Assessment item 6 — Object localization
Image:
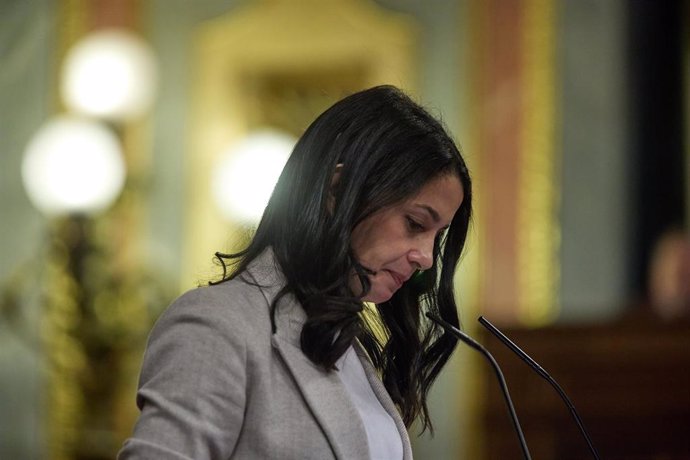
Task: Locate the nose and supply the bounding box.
[409,236,434,271]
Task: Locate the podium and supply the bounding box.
[479,310,690,459]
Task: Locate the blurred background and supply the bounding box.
[1,0,689,459]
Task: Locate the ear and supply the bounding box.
[327,163,343,213]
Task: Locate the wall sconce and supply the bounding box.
[61,29,157,121]
[212,129,296,224]
[22,115,126,216]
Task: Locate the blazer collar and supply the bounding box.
[245,248,413,460]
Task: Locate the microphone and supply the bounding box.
[478,316,601,460]
[425,312,532,460]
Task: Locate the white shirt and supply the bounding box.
[337,346,404,460]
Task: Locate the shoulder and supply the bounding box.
[136,275,279,390]
[153,277,273,341]
[128,279,271,459]
[147,248,292,350]
[173,277,270,316]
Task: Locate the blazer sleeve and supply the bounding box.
[118,287,248,460]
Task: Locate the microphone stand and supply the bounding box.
[426,313,532,460]
[478,316,601,460]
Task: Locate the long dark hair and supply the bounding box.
[214,85,472,433]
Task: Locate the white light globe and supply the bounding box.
[22,115,126,216]
[213,130,296,224]
[61,29,157,120]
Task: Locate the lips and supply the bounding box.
[387,270,406,289]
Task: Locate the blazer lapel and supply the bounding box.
[246,251,370,460]
[271,334,371,460]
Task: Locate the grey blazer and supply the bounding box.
[118,250,413,459]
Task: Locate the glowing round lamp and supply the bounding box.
[213,130,296,224]
[61,29,157,120]
[22,116,126,216]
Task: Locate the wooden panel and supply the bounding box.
[478,312,690,459]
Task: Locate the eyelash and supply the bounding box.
[406,216,425,232]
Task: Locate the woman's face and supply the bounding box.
[350,174,464,303]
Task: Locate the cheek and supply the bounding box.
[353,229,405,269]
[351,234,379,267]
[351,218,381,262]
[350,209,410,268]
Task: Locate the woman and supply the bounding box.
[119,85,472,459]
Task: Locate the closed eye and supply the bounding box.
[406,216,425,232]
